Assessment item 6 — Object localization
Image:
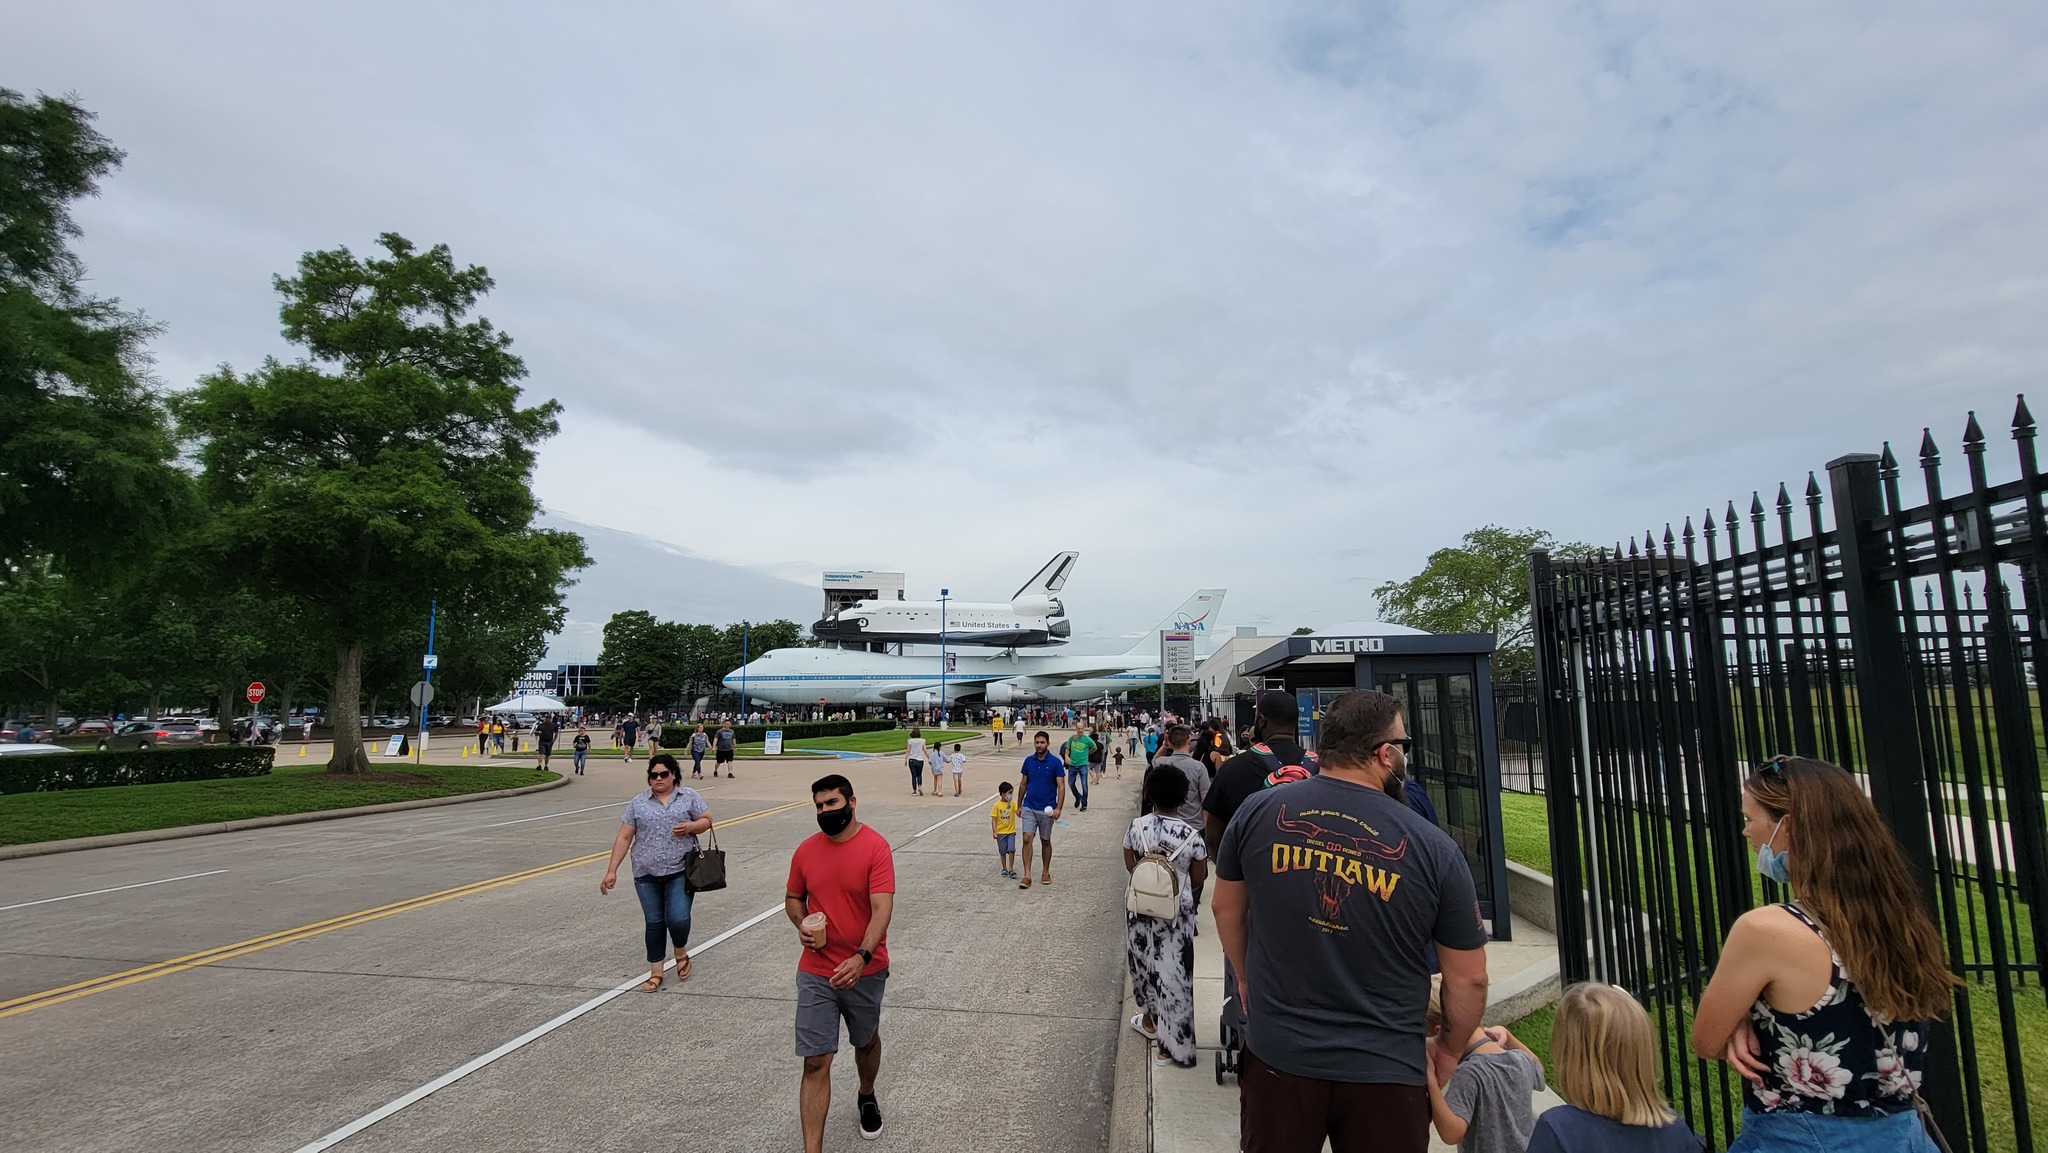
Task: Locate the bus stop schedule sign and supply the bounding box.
[763,730,784,756]
[1161,632,1197,684]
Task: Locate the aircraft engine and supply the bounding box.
[985,681,1046,705]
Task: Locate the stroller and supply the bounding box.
[1216,956,1246,1083]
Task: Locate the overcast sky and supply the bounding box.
[11,2,2048,645]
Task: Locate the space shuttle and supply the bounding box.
[811,551,1078,648]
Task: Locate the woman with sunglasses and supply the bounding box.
[1691,757,1954,1152]
[600,753,714,991]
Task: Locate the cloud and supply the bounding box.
[8,0,2047,640]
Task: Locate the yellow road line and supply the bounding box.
[0,798,809,1020]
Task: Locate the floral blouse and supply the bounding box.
[1745,903,1928,1117]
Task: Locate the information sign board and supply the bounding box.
[1161,632,1198,684]
[763,730,784,756]
[382,734,406,757]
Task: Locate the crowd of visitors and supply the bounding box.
[572,685,1955,1153]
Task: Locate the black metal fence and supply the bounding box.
[1529,400,2046,1153]
[1495,673,1543,793]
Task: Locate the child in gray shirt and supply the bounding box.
[1426,979,1546,1153]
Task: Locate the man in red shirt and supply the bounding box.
[787,773,896,1149]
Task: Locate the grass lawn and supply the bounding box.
[1500,790,1552,874]
[740,728,981,756]
[0,762,556,846]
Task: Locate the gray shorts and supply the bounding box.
[1020,808,1055,840]
[795,967,889,1057]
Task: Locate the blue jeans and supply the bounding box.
[1070,767,1090,807]
[572,748,587,773]
[1728,1109,1938,1153]
[633,871,694,963]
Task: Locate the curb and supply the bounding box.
[0,774,571,861]
[1107,972,1151,1153]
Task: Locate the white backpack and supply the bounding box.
[1126,821,1196,920]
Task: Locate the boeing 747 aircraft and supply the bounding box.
[726,589,1224,707]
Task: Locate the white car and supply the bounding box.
[0,743,69,756]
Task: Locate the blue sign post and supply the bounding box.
[939,589,949,726]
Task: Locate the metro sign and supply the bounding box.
[1308,637,1387,654]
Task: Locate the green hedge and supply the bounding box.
[659,719,897,746]
[0,746,276,795]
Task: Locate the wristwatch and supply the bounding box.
[856,948,873,965]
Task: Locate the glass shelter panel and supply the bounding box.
[1377,671,1496,918]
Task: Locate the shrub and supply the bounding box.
[658,719,897,747]
[0,746,276,795]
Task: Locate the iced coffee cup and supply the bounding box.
[801,912,828,949]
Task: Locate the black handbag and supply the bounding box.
[683,824,726,893]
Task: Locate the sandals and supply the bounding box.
[640,974,664,992]
[1130,1013,1159,1041]
[674,955,692,981]
[1018,878,1032,889]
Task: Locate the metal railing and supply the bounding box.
[1528,399,2046,1153]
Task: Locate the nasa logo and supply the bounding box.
[1307,637,1387,654]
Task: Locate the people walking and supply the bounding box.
[1015,732,1066,888]
[1149,725,1210,904]
[905,728,927,795]
[571,725,591,775]
[991,781,1019,878]
[787,774,895,1152]
[1088,725,1108,788]
[476,717,489,758]
[714,720,736,777]
[1212,690,1490,1153]
[1528,983,1702,1152]
[1689,756,1952,1153]
[491,717,506,754]
[689,723,709,778]
[620,714,640,764]
[991,713,1005,748]
[1425,979,1544,1152]
[946,743,966,797]
[1142,726,1160,767]
[535,714,557,772]
[1203,691,1318,860]
[1124,766,1207,1068]
[599,754,713,992]
[1063,727,1095,812]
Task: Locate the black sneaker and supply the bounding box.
[857,1093,882,1140]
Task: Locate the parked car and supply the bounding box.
[68,718,116,736]
[98,721,206,751]
[2,720,48,742]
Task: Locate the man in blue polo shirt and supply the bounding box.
[1014,731,1065,889]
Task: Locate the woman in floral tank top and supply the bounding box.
[1691,758,1957,1152]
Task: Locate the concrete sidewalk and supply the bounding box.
[1150,894,1565,1153]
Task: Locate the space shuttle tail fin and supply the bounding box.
[1010,551,1080,601]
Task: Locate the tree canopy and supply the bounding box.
[1371,526,1591,676]
[174,233,586,770]
[597,613,807,713]
[0,88,186,574]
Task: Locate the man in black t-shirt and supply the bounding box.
[1203,691,1314,861]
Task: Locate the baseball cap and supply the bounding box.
[1255,690,1298,725]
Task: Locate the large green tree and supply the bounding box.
[174,234,587,771]
[0,556,119,724]
[0,89,185,574]
[1372,526,1592,677]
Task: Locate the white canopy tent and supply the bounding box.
[484,693,571,713]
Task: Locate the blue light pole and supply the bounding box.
[740,622,749,719]
[939,589,949,727]
[416,596,437,764]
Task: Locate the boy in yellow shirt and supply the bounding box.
[990,782,1019,878]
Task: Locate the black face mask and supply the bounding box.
[816,806,854,836]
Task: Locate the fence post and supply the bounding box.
[1528,548,1590,983]
[1824,453,1965,1139]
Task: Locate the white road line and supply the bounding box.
[0,869,228,913]
[474,803,618,829]
[290,902,786,1152]
[911,794,1000,839]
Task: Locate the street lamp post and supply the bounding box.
[939,589,949,727]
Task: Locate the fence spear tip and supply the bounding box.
[1879,442,1899,474]
[1919,428,1940,462]
[1805,472,1822,499]
[1776,482,1792,510]
[2014,394,2035,433]
[1750,491,1766,516]
[1963,411,1985,449]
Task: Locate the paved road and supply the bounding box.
[1,744,1139,1152]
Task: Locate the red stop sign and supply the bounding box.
[246,682,266,704]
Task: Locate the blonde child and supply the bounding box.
[1426,975,1546,1153]
[1526,984,1703,1153]
[990,782,1019,878]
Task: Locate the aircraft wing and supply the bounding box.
[1025,664,1132,683]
